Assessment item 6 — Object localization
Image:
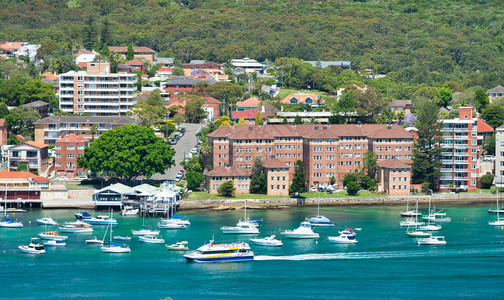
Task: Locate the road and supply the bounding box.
[150,123,202,181]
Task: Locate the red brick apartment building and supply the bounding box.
[208,124,414,189]
[54,133,89,177]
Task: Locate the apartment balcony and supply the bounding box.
[60,86,74,90]
[454,128,469,132]
[440,143,453,148]
[84,101,120,105]
[454,169,468,173]
[454,136,467,140]
[84,79,119,83]
[84,108,123,113]
[440,168,453,172]
[453,152,468,157]
[83,87,120,91]
[84,94,120,98]
[454,144,468,149]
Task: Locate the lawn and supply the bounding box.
[276,88,329,100]
[184,190,381,201]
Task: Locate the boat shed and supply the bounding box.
[123,184,160,203]
[93,183,131,209]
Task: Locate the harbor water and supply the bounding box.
[1,204,504,299]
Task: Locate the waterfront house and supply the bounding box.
[108,46,156,64]
[8,141,49,174]
[54,133,89,177]
[93,183,131,209]
[0,171,49,201]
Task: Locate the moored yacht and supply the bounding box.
[0,216,23,228]
[183,241,254,263]
[74,211,93,220]
[166,241,189,251]
[59,221,93,233]
[38,231,69,240]
[250,235,283,247]
[132,226,160,236]
[418,236,447,245]
[221,220,259,234]
[43,239,66,246]
[282,221,319,239]
[139,235,165,244]
[18,240,45,254]
[400,218,424,227]
[306,215,334,227]
[418,223,442,231]
[328,228,358,244]
[84,215,118,225]
[157,219,187,229]
[36,217,57,226]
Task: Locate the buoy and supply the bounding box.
[501,227,503,230]
[29,221,31,224]
[315,241,318,245]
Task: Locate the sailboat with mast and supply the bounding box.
[307,193,334,227]
[100,210,131,253]
[406,200,432,238]
[489,190,504,226]
[0,194,23,228]
[400,192,421,217]
[221,200,260,234]
[132,210,160,235]
[419,196,442,231]
[157,198,186,229]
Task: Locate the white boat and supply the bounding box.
[250,235,283,247]
[168,215,191,226]
[307,195,334,227]
[132,227,160,236]
[418,236,447,245]
[74,211,93,220]
[489,191,504,226]
[221,200,260,234]
[418,224,442,231]
[84,215,118,225]
[166,241,189,251]
[101,210,131,253]
[422,211,452,223]
[0,204,23,228]
[120,206,139,216]
[36,217,57,226]
[139,235,165,244]
[38,231,69,240]
[328,234,358,244]
[400,218,425,227]
[44,239,66,246]
[282,221,319,239]
[85,237,104,244]
[183,240,254,263]
[113,236,131,241]
[18,240,45,254]
[157,219,187,230]
[400,193,421,217]
[59,221,93,233]
[406,201,432,238]
[338,228,356,236]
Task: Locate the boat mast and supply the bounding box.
[497,190,500,222]
[244,199,247,221]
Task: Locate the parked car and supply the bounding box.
[170,139,178,145]
[309,187,317,192]
[180,127,186,133]
[175,171,183,182]
[76,176,88,181]
[484,155,495,161]
[191,147,198,154]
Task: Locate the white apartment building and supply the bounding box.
[495,125,504,187]
[59,62,137,116]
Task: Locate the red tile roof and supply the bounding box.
[56,133,89,143]
[108,46,156,54]
[25,141,48,148]
[231,109,269,120]
[236,97,260,107]
[76,62,87,68]
[125,59,145,65]
[0,171,50,182]
[280,93,324,104]
[378,159,411,169]
[202,97,221,104]
[477,118,493,132]
[157,67,172,72]
[41,72,59,81]
[263,158,287,169]
[204,166,252,177]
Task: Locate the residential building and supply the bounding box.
[0,119,7,146]
[230,58,266,73]
[58,62,137,116]
[280,93,324,107]
[181,62,222,77]
[156,67,173,78]
[389,100,412,114]
[0,171,50,200]
[487,85,504,103]
[34,116,139,145]
[496,125,504,187]
[54,133,89,177]
[22,101,50,118]
[207,124,413,190]
[377,159,411,196]
[154,57,174,67]
[476,118,493,146]
[236,97,260,111]
[231,109,270,125]
[123,59,147,74]
[163,78,217,94]
[202,97,221,121]
[264,158,290,196]
[108,46,156,64]
[204,166,252,194]
[8,141,49,174]
[0,42,40,61]
[439,106,479,192]
[269,111,333,124]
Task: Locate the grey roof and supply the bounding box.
[389,100,412,107]
[23,101,49,108]
[189,60,206,64]
[94,183,131,195]
[261,104,280,114]
[34,116,140,125]
[42,78,58,85]
[166,78,218,85]
[154,57,175,65]
[487,85,504,93]
[305,61,351,69]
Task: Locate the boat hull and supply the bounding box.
[406,231,432,238]
[158,224,186,229]
[37,220,57,226]
[18,246,45,254]
[0,222,23,228]
[59,228,93,233]
[139,238,165,244]
[38,234,69,240]
[183,254,254,263]
[489,220,504,226]
[283,233,319,239]
[221,229,260,234]
[100,246,131,253]
[132,230,160,235]
[167,246,189,251]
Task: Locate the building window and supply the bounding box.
[55,154,61,158]
[55,145,61,150]
[67,154,75,158]
[55,162,61,167]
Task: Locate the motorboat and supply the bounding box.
[18,240,45,254]
[306,215,334,227]
[43,239,66,246]
[307,195,334,227]
[166,241,189,251]
[120,206,139,216]
[157,219,187,229]
[139,235,165,244]
[38,231,69,240]
[85,237,104,244]
[84,215,118,225]
[74,211,93,220]
[338,228,356,236]
[328,234,358,244]
[418,224,442,231]
[101,210,130,253]
[221,220,259,234]
[132,226,160,236]
[169,215,191,226]
[0,216,23,228]
[36,217,57,226]
[400,218,424,227]
[113,236,131,241]
[59,221,93,233]
[282,221,319,239]
[418,236,447,245]
[250,235,283,247]
[183,240,254,263]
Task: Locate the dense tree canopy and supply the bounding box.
[77,125,175,181]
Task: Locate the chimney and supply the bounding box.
[387,121,392,129]
[314,125,319,130]
[323,126,327,130]
[249,126,253,130]
[261,105,265,113]
[357,121,362,126]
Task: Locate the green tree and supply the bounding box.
[254,112,263,125]
[126,42,135,60]
[329,176,336,185]
[474,89,489,112]
[206,82,243,114]
[173,114,185,124]
[290,160,307,196]
[77,125,175,181]
[294,115,303,125]
[343,173,359,188]
[480,174,495,189]
[185,95,206,123]
[90,123,98,141]
[353,87,391,123]
[346,181,360,196]
[82,11,97,50]
[483,135,496,156]
[250,158,267,194]
[36,40,59,60]
[218,180,236,197]
[180,156,202,173]
[439,87,452,108]
[101,42,110,57]
[0,103,9,118]
[412,98,443,190]
[238,117,245,125]
[186,170,204,190]
[362,151,377,179]
[6,106,41,136]
[16,164,29,172]
[171,67,185,76]
[481,106,504,129]
[129,90,166,127]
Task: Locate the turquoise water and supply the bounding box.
[1,205,504,299]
